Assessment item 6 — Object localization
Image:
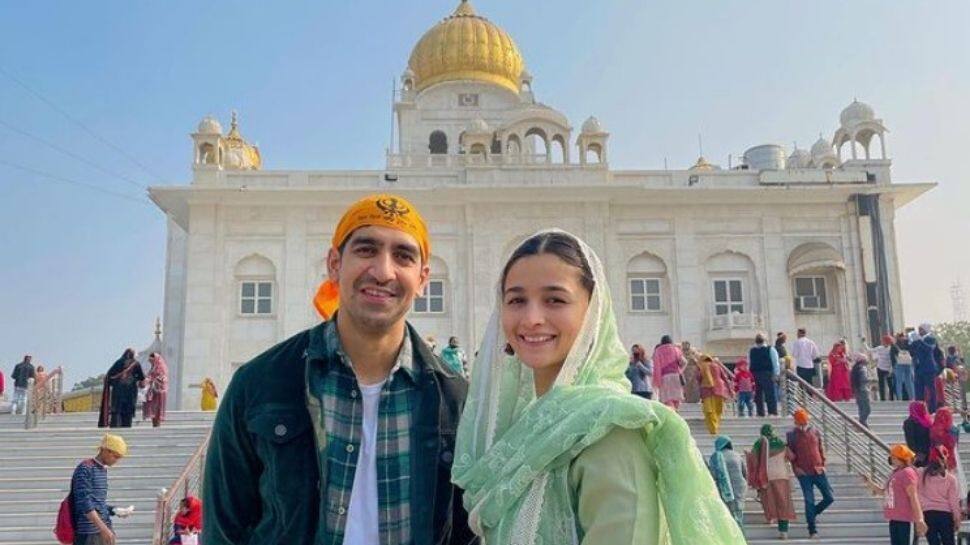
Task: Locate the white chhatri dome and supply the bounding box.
[467,118,490,133]
[811,136,834,158]
[788,146,811,168]
[197,115,223,135]
[840,100,875,127]
[581,116,604,134]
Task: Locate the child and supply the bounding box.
[169,496,201,544]
[851,353,872,427]
[867,444,927,545]
[733,358,754,417]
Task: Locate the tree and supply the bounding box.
[936,321,970,358]
[71,374,105,391]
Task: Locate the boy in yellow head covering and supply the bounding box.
[204,193,475,545]
[70,434,134,543]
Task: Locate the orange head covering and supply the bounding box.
[890,444,916,464]
[313,194,430,319]
[793,408,810,426]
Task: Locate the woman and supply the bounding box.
[99,348,145,428]
[452,230,742,545]
[904,401,933,467]
[142,352,169,428]
[32,365,62,418]
[930,407,966,497]
[710,435,747,529]
[825,341,853,401]
[200,377,218,411]
[698,355,733,435]
[626,344,653,399]
[652,335,687,410]
[747,424,796,540]
[681,342,701,404]
[869,444,927,545]
[919,445,962,545]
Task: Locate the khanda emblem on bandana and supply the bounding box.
[375,197,410,223]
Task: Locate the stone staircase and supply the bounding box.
[0,411,213,545]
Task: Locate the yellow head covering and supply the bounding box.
[313,194,430,319]
[99,433,128,457]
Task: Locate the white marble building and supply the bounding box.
[150,0,932,409]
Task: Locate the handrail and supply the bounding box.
[23,378,36,430]
[782,369,892,486]
[152,431,211,545]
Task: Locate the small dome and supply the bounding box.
[811,136,834,158]
[197,116,222,135]
[689,156,717,171]
[787,147,812,168]
[467,118,490,133]
[840,100,876,126]
[408,0,524,94]
[581,116,604,134]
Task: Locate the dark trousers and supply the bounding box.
[889,520,911,545]
[797,473,835,535]
[855,389,871,426]
[797,366,817,387]
[75,533,109,545]
[878,369,896,401]
[925,510,956,545]
[633,391,652,400]
[916,372,939,412]
[754,372,778,416]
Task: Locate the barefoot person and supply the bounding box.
[452,230,742,545]
[203,194,474,545]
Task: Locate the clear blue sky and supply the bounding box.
[1,1,967,389]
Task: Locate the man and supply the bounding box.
[790,329,821,388]
[71,434,134,545]
[749,333,779,416]
[11,355,35,415]
[867,335,896,401]
[910,323,942,412]
[787,409,835,539]
[204,194,474,545]
[440,337,467,376]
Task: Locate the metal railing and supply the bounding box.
[943,376,968,416]
[23,378,36,429]
[152,432,211,545]
[782,369,892,487]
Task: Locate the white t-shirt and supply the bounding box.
[791,337,820,369]
[343,379,385,545]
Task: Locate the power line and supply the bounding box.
[0,118,148,191]
[0,64,163,181]
[0,158,151,206]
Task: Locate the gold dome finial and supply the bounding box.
[407,0,524,94]
[228,110,240,138]
[222,110,262,170]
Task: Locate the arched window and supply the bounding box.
[551,135,566,164]
[429,131,448,154]
[199,143,216,164]
[235,254,276,316]
[587,143,603,164]
[627,252,667,313]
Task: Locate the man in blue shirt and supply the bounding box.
[71,434,133,545]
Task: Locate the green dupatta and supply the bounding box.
[452,230,744,545]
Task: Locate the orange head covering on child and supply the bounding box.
[890,444,916,464]
[313,194,430,319]
[793,408,810,426]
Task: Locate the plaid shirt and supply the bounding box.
[308,321,416,545]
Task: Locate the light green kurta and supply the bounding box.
[569,427,664,544]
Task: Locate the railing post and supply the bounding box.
[844,419,852,472]
[23,378,34,430]
[820,403,829,454]
[153,487,168,545]
[868,441,875,482]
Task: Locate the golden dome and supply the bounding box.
[223,111,262,170]
[408,0,524,95]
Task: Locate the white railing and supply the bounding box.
[152,432,211,545]
[709,312,765,331]
[385,151,570,169]
[783,370,892,487]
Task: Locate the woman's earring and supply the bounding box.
[504,343,515,356]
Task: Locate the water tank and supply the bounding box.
[743,144,786,171]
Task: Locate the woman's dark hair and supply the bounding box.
[122,348,135,360]
[660,335,672,345]
[500,232,595,295]
[923,457,947,484]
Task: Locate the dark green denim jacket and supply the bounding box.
[202,320,476,545]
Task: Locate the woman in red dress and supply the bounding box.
[825,341,854,401]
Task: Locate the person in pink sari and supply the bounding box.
[141,352,169,428]
[825,341,853,401]
[652,334,687,410]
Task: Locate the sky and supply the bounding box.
[1,1,968,389]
